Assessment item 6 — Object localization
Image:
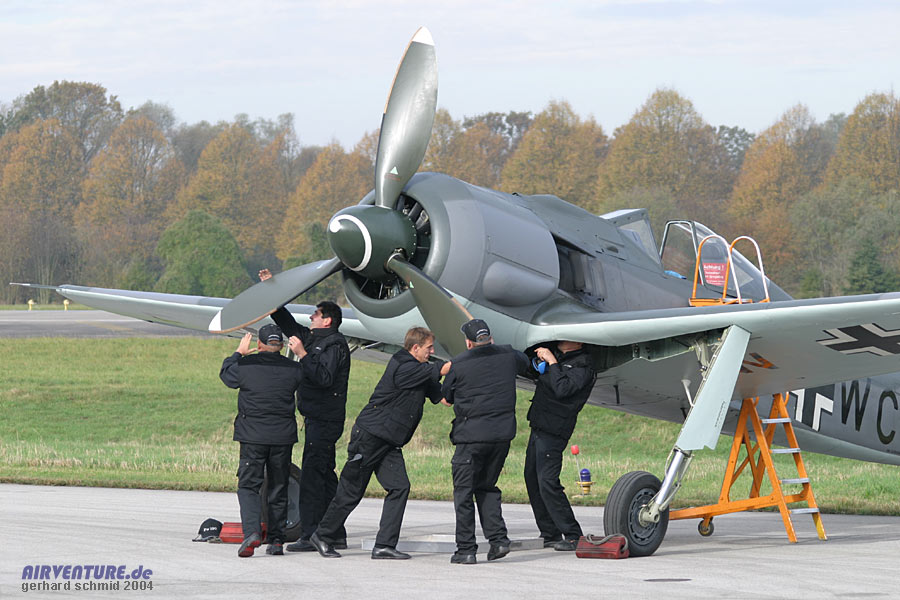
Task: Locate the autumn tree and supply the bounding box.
[172,123,289,270]
[4,81,123,165]
[294,145,325,180]
[0,205,32,303]
[170,120,228,173]
[463,110,533,158]
[234,113,307,197]
[715,125,755,177]
[423,109,508,187]
[426,110,535,184]
[596,89,731,228]
[155,210,252,297]
[825,92,900,193]
[76,116,186,288]
[278,142,372,262]
[128,101,178,138]
[501,100,607,208]
[820,113,848,150]
[422,109,461,172]
[728,105,836,288]
[0,119,83,300]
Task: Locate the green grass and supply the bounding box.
[2,337,900,515]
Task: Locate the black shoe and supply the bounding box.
[553,539,577,552]
[371,546,411,560]
[450,552,477,565]
[237,532,261,558]
[333,539,348,550]
[285,539,316,552]
[487,543,510,561]
[265,541,284,555]
[310,532,341,558]
[543,537,562,548]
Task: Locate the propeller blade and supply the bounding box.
[209,257,343,333]
[374,26,437,209]
[386,253,471,356]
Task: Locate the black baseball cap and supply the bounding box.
[193,518,223,542]
[258,323,283,345]
[461,318,491,342]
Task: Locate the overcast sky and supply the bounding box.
[1,0,897,148]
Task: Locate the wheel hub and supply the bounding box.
[628,487,661,544]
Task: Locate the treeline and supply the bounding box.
[1,81,899,304]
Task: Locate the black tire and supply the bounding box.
[603,470,669,557]
[260,463,303,542]
[698,519,714,537]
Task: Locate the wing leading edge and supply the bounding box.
[41,284,375,343]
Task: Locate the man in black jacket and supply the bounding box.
[441,319,528,565]
[220,324,303,557]
[259,268,352,551]
[525,341,595,551]
[308,327,449,560]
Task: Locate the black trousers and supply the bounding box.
[317,426,411,548]
[524,429,582,541]
[237,442,293,542]
[299,418,346,541]
[451,441,511,553]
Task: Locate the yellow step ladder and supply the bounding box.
[670,393,827,542]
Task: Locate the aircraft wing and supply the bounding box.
[526,292,900,401]
[30,284,377,345]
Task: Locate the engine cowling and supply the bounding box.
[342,172,559,322]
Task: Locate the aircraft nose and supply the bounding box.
[327,205,417,281]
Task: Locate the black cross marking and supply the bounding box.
[817,323,900,357]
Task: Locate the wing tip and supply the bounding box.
[208,311,223,334]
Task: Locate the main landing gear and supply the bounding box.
[603,326,752,556]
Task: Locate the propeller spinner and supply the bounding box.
[327,205,416,281]
[210,27,470,355]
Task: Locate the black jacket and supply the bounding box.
[354,350,444,447]
[441,344,529,444]
[527,348,595,440]
[220,350,303,445]
[271,307,351,423]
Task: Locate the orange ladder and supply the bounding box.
[690,235,772,307]
[670,393,827,542]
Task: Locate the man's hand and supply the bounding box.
[440,361,452,376]
[535,346,557,365]
[259,268,272,282]
[237,332,254,356]
[440,398,452,407]
[288,335,307,359]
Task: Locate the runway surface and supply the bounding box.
[0,309,214,338]
[2,484,898,599]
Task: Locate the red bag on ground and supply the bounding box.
[575,534,630,559]
[217,522,267,544]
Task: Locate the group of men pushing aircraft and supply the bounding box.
[219,269,596,563]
